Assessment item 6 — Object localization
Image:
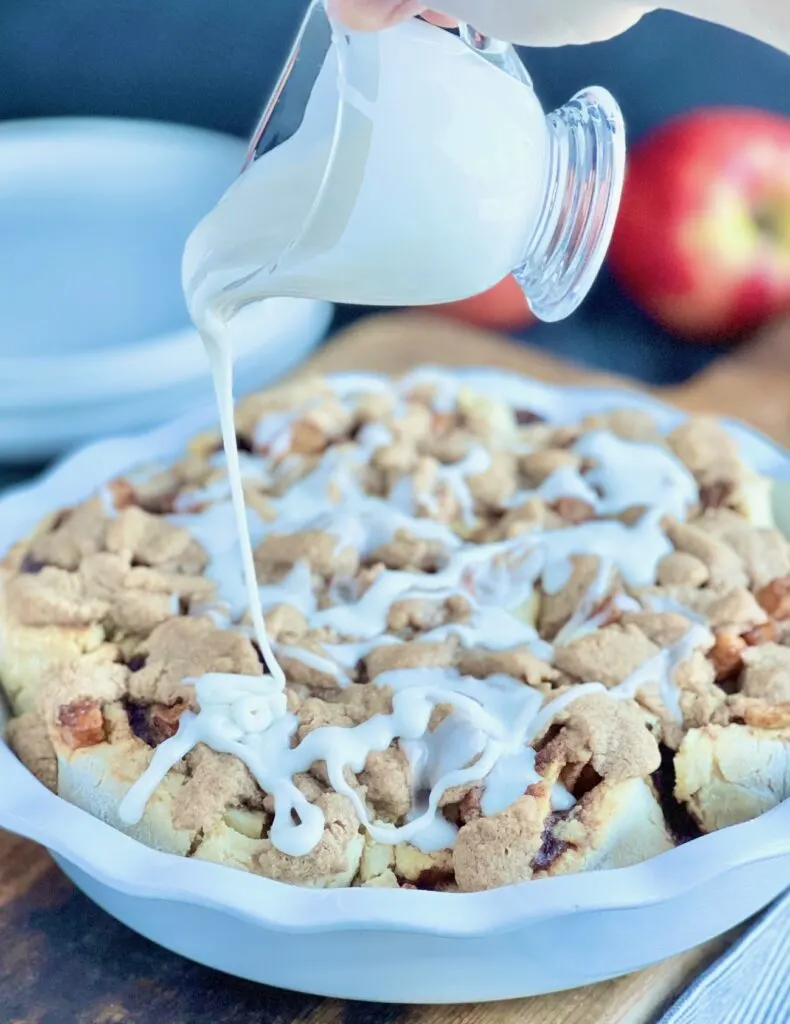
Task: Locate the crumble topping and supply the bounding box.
[128,618,263,709]
[740,643,790,703]
[534,693,660,789]
[6,712,57,791]
[3,368,790,892]
[553,625,661,689]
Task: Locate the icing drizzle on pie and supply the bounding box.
[118,367,711,856]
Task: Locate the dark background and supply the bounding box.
[1,1,789,385]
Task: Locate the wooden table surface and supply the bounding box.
[3,310,790,1024]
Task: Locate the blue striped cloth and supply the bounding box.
[660,890,790,1023]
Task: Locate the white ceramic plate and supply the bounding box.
[0,118,332,460]
[1,369,790,1004]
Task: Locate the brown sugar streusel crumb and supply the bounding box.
[2,369,790,892]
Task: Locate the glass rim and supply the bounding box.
[240,2,383,275]
[243,0,333,174]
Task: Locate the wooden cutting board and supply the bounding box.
[4,309,790,1024]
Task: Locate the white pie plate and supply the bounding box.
[1,368,790,1004]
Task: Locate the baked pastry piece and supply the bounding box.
[3,370,790,892]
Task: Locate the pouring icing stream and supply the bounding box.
[118,337,707,857]
[114,11,696,859]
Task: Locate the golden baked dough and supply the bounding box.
[2,370,790,890]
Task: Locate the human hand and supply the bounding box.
[329,0,651,46]
[330,0,790,52]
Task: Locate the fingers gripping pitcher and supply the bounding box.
[183,2,627,330]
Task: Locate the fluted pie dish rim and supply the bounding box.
[1,368,790,944]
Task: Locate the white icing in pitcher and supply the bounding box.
[181,21,550,314]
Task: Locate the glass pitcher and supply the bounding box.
[183,1,626,326]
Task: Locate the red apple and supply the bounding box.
[609,108,790,341]
[428,275,536,332]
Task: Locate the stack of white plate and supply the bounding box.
[0,118,332,462]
